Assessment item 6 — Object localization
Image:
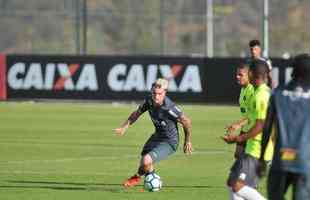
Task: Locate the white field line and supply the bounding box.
[0,150,226,165]
[0,170,113,176]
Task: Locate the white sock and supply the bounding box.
[228,187,245,200]
[236,185,266,200]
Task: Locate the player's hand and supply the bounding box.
[183,141,192,155]
[225,123,240,134]
[221,134,238,144]
[114,127,126,136]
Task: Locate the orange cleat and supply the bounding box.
[123,175,141,188]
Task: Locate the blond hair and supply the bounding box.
[154,78,169,90]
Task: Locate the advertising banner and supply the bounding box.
[5,55,292,103]
[6,55,207,102]
[0,54,7,100]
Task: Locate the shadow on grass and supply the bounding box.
[1,180,223,192]
[1,180,123,193]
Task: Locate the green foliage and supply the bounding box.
[0,0,309,56]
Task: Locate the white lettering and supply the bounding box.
[124,65,145,91]
[179,65,202,92]
[146,64,158,90]
[76,64,98,91]
[107,64,126,91]
[44,63,55,89]
[8,62,25,89]
[23,63,43,89]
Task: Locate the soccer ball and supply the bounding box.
[144,173,162,192]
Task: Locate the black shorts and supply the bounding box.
[228,153,259,188]
[141,134,177,163]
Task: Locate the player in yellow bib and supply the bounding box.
[226,63,254,159]
[245,81,273,161]
[223,59,274,200]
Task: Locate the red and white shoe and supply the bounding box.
[123,174,141,188]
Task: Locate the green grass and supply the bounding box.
[0,102,271,200]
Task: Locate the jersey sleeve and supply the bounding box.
[138,97,150,113]
[167,105,183,120]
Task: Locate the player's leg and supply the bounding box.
[267,170,289,200]
[227,155,245,199]
[123,135,176,188]
[141,141,176,177]
[123,135,157,188]
[294,172,310,200]
[234,131,246,159]
[228,154,266,200]
[141,141,176,174]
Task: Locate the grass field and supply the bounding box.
[0,102,269,200]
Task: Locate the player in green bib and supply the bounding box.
[245,82,273,161]
[223,59,274,200]
[226,63,254,159]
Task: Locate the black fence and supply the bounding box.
[4,55,292,103]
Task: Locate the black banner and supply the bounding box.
[5,55,292,103]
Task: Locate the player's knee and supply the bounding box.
[142,154,153,166]
[226,179,232,187]
[231,180,245,192]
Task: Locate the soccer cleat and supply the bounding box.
[123,175,141,188]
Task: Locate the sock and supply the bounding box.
[138,166,145,176]
[236,185,266,200]
[228,187,245,200]
[144,170,155,176]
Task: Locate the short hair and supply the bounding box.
[238,62,250,70]
[292,53,310,81]
[153,78,169,90]
[249,59,269,80]
[249,39,261,48]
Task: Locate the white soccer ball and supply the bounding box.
[144,173,162,192]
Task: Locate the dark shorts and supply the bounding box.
[141,135,177,163]
[228,153,259,188]
[268,170,310,200]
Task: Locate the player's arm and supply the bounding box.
[257,97,276,177]
[222,119,265,143]
[266,59,275,88]
[226,117,248,134]
[178,114,193,154]
[260,96,276,160]
[114,109,143,136]
[115,100,148,136]
[223,95,268,143]
[234,119,264,143]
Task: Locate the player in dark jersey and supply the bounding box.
[259,53,310,200]
[115,78,193,188]
[247,39,274,88]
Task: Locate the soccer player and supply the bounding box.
[222,59,274,200]
[226,63,254,159]
[114,78,193,188]
[259,53,310,200]
[247,39,274,88]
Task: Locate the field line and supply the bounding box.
[0,150,227,165]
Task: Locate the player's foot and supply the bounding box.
[123,175,141,188]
